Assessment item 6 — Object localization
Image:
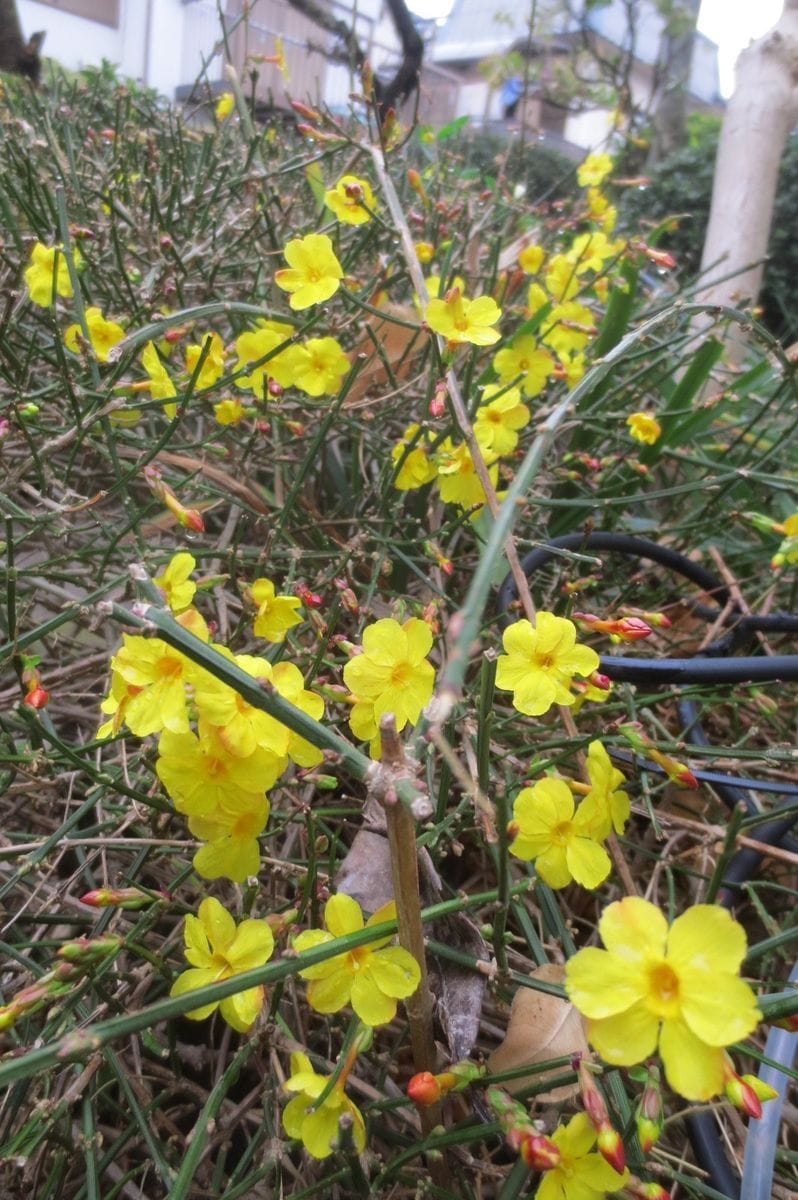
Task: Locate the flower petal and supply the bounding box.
[198,896,236,953]
[301,1101,343,1159]
[324,892,364,937]
[586,1000,659,1065]
[306,965,353,1014]
[183,913,212,967]
[350,971,398,1025]
[679,968,760,1046]
[169,967,218,1020]
[228,919,274,971]
[659,1016,726,1100]
[565,947,647,1018]
[565,836,612,889]
[366,947,421,999]
[220,985,264,1032]
[599,897,668,962]
[667,904,748,974]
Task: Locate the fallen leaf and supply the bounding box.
[487,964,587,1100]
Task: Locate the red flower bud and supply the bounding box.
[518,1133,561,1171]
[24,684,50,709]
[407,1071,442,1106]
[597,1123,626,1174]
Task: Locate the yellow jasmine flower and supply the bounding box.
[271,661,325,768]
[214,91,235,121]
[294,893,420,1025]
[291,336,349,397]
[324,174,377,225]
[537,1113,627,1200]
[495,613,600,716]
[577,152,613,188]
[518,243,545,274]
[544,254,579,302]
[565,897,761,1100]
[558,351,587,387]
[627,411,662,445]
[109,635,194,736]
[473,384,529,456]
[508,777,612,889]
[527,281,549,315]
[568,230,624,275]
[274,233,343,310]
[214,397,247,425]
[282,1051,366,1159]
[435,438,498,513]
[587,186,617,231]
[425,288,502,347]
[391,423,437,490]
[541,301,596,358]
[493,335,554,398]
[578,740,630,840]
[249,577,303,643]
[193,649,291,759]
[141,341,177,415]
[24,241,79,307]
[64,307,124,362]
[188,797,270,882]
[154,550,196,613]
[156,725,285,818]
[234,320,297,395]
[185,331,226,390]
[343,617,435,737]
[170,897,274,1031]
[415,241,434,263]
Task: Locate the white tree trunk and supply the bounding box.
[698,1,798,312]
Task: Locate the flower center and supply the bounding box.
[551,821,572,846]
[156,654,182,680]
[646,961,681,1018]
[390,661,411,687]
[307,267,320,283]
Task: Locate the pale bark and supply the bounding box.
[698,1,798,312]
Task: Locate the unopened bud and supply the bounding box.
[23,684,50,709]
[597,1124,625,1174]
[58,935,121,964]
[519,1133,561,1171]
[291,100,320,121]
[80,886,167,910]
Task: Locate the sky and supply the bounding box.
[406,0,785,97]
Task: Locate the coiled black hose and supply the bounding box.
[497,531,798,1199]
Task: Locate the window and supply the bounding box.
[31,0,120,29]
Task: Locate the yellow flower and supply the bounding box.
[518,243,545,274]
[541,301,596,358]
[214,397,247,425]
[493,335,554,398]
[249,577,303,642]
[282,1051,366,1159]
[495,613,600,716]
[473,384,529,456]
[170,897,274,1031]
[577,152,613,188]
[544,254,579,302]
[185,331,226,390]
[586,187,617,232]
[425,288,502,346]
[391,423,437,490]
[193,649,291,759]
[324,174,377,225]
[415,241,434,263]
[343,617,434,739]
[24,241,79,307]
[154,551,196,613]
[294,893,420,1025]
[568,231,624,275]
[527,281,549,315]
[109,635,194,736]
[627,411,662,445]
[291,336,349,397]
[214,91,235,120]
[565,898,761,1100]
[233,321,299,395]
[188,798,270,882]
[274,233,343,310]
[156,725,285,818]
[271,661,325,768]
[537,1113,627,1200]
[64,307,124,362]
[141,341,177,414]
[509,777,612,889]
[435,438,498,513]
[578,740,630,840]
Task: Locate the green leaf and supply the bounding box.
[437,116,469,141]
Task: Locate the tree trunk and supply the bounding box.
[647,0,701,167]
[698,1,798,314]
[0,0,44,81]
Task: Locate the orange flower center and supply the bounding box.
[646,961,680,1017]
[390,661,411,687]
[156,655,183,680]
[551,821,572,846]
